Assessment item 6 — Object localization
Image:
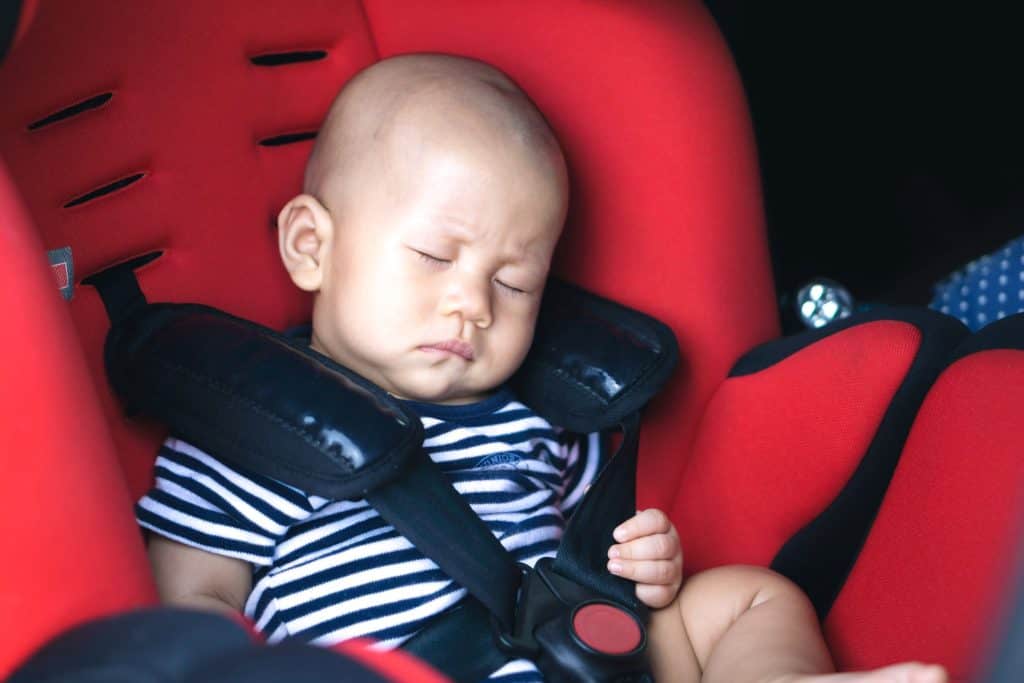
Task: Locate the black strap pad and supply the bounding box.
[509,279,679,433]
[106,280,678,501]
[106,304,424,500]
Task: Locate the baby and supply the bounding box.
[138,54,946,683]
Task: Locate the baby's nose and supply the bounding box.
[442,276,492,328]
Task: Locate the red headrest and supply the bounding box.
[0,0,777,509]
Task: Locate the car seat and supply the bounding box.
[1,1,1021,681]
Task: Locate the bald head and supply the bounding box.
[304,54,565,211]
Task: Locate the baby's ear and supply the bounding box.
[277,194,333,292]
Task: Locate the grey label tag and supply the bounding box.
[47,246,74,301]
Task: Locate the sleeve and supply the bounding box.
[135,437,322,566]
[557,430,608,519]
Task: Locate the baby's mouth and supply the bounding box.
[419,339,475,361]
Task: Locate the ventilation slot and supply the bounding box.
[250,50,327,66]
[63,173,145,208]
[258,131,317,147]
[28,93,114,131]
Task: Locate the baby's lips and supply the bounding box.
[422,339,474,360]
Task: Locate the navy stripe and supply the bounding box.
[422,406,538,436]
[157,447,311,526]
[297,583,466,642]
[136,506,273,560]
[424,427,560,456]
[277,567,453,623]
[160,444,311,507]
[275,519,392,568]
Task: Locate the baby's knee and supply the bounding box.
[680,564,811,622]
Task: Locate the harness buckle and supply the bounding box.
[491,563,546,658]
[490,558,651,682]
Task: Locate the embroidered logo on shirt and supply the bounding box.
[475,452,522,470]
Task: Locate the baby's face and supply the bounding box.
[310,128,567,404]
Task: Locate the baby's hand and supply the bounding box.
[607,508,682,609]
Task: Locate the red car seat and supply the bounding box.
[1,1,1021,681]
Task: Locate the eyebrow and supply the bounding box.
[431,217,476,242]
[426,216,549,273]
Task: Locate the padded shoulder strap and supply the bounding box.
[510,279,679,433]
[106,303,424,500]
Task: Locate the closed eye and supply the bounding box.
[411,248,451,266]
[495,279,527,295]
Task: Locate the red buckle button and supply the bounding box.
[571,602,642,655]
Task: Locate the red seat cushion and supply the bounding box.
[0,161,157,678]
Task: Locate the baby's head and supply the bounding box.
[278,54,568,404]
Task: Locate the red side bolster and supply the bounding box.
[0,163,158,678]
[13,0,39,49]
[828,341,1024,678]
[672,319,926,573]
[330,639,451,683]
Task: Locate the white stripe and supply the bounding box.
[289,579,451,633]
[158,457,292,536]
[269,534,416,586]
[560,431,601,511]
[275,526,393,571]
[478,511,530,524]
[138,497,274,547]
[136,521,273,566]
[153,477,220,513]
[423,415,552,447]
[274,556,439,610]
[309,588,466,646]
[274,507,380,559]
[254,597,278,631]
[468,489,555,515]
[166,439,312,519]
[492,658,541,676]
[264,622,290,644]
[499,520,563,551]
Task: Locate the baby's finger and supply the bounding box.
[612,508,672,543]
[607,558,679,586]
[608,532,679,562]
[635,582,678,610]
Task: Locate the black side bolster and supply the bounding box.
[749,306,969,618]
[945,311,1024,358]
[106,304,423,499]
[510,279,679,433]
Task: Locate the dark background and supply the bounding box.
[704,2,1024,308]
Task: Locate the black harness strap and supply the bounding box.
[81,252,160,324]
[367,451,522,630]
[554,411,645,614]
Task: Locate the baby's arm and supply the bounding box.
[606,508,683,609]
[148,535,252,615]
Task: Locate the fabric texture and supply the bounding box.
[138,389,604,682]
[930,235,1024,329]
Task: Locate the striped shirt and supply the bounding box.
[136,387,604,682]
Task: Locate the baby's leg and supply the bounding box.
[647,565,947,683]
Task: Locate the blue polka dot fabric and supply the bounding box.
[930,235,1024,330]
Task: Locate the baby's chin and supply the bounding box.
[384,373,496,405]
